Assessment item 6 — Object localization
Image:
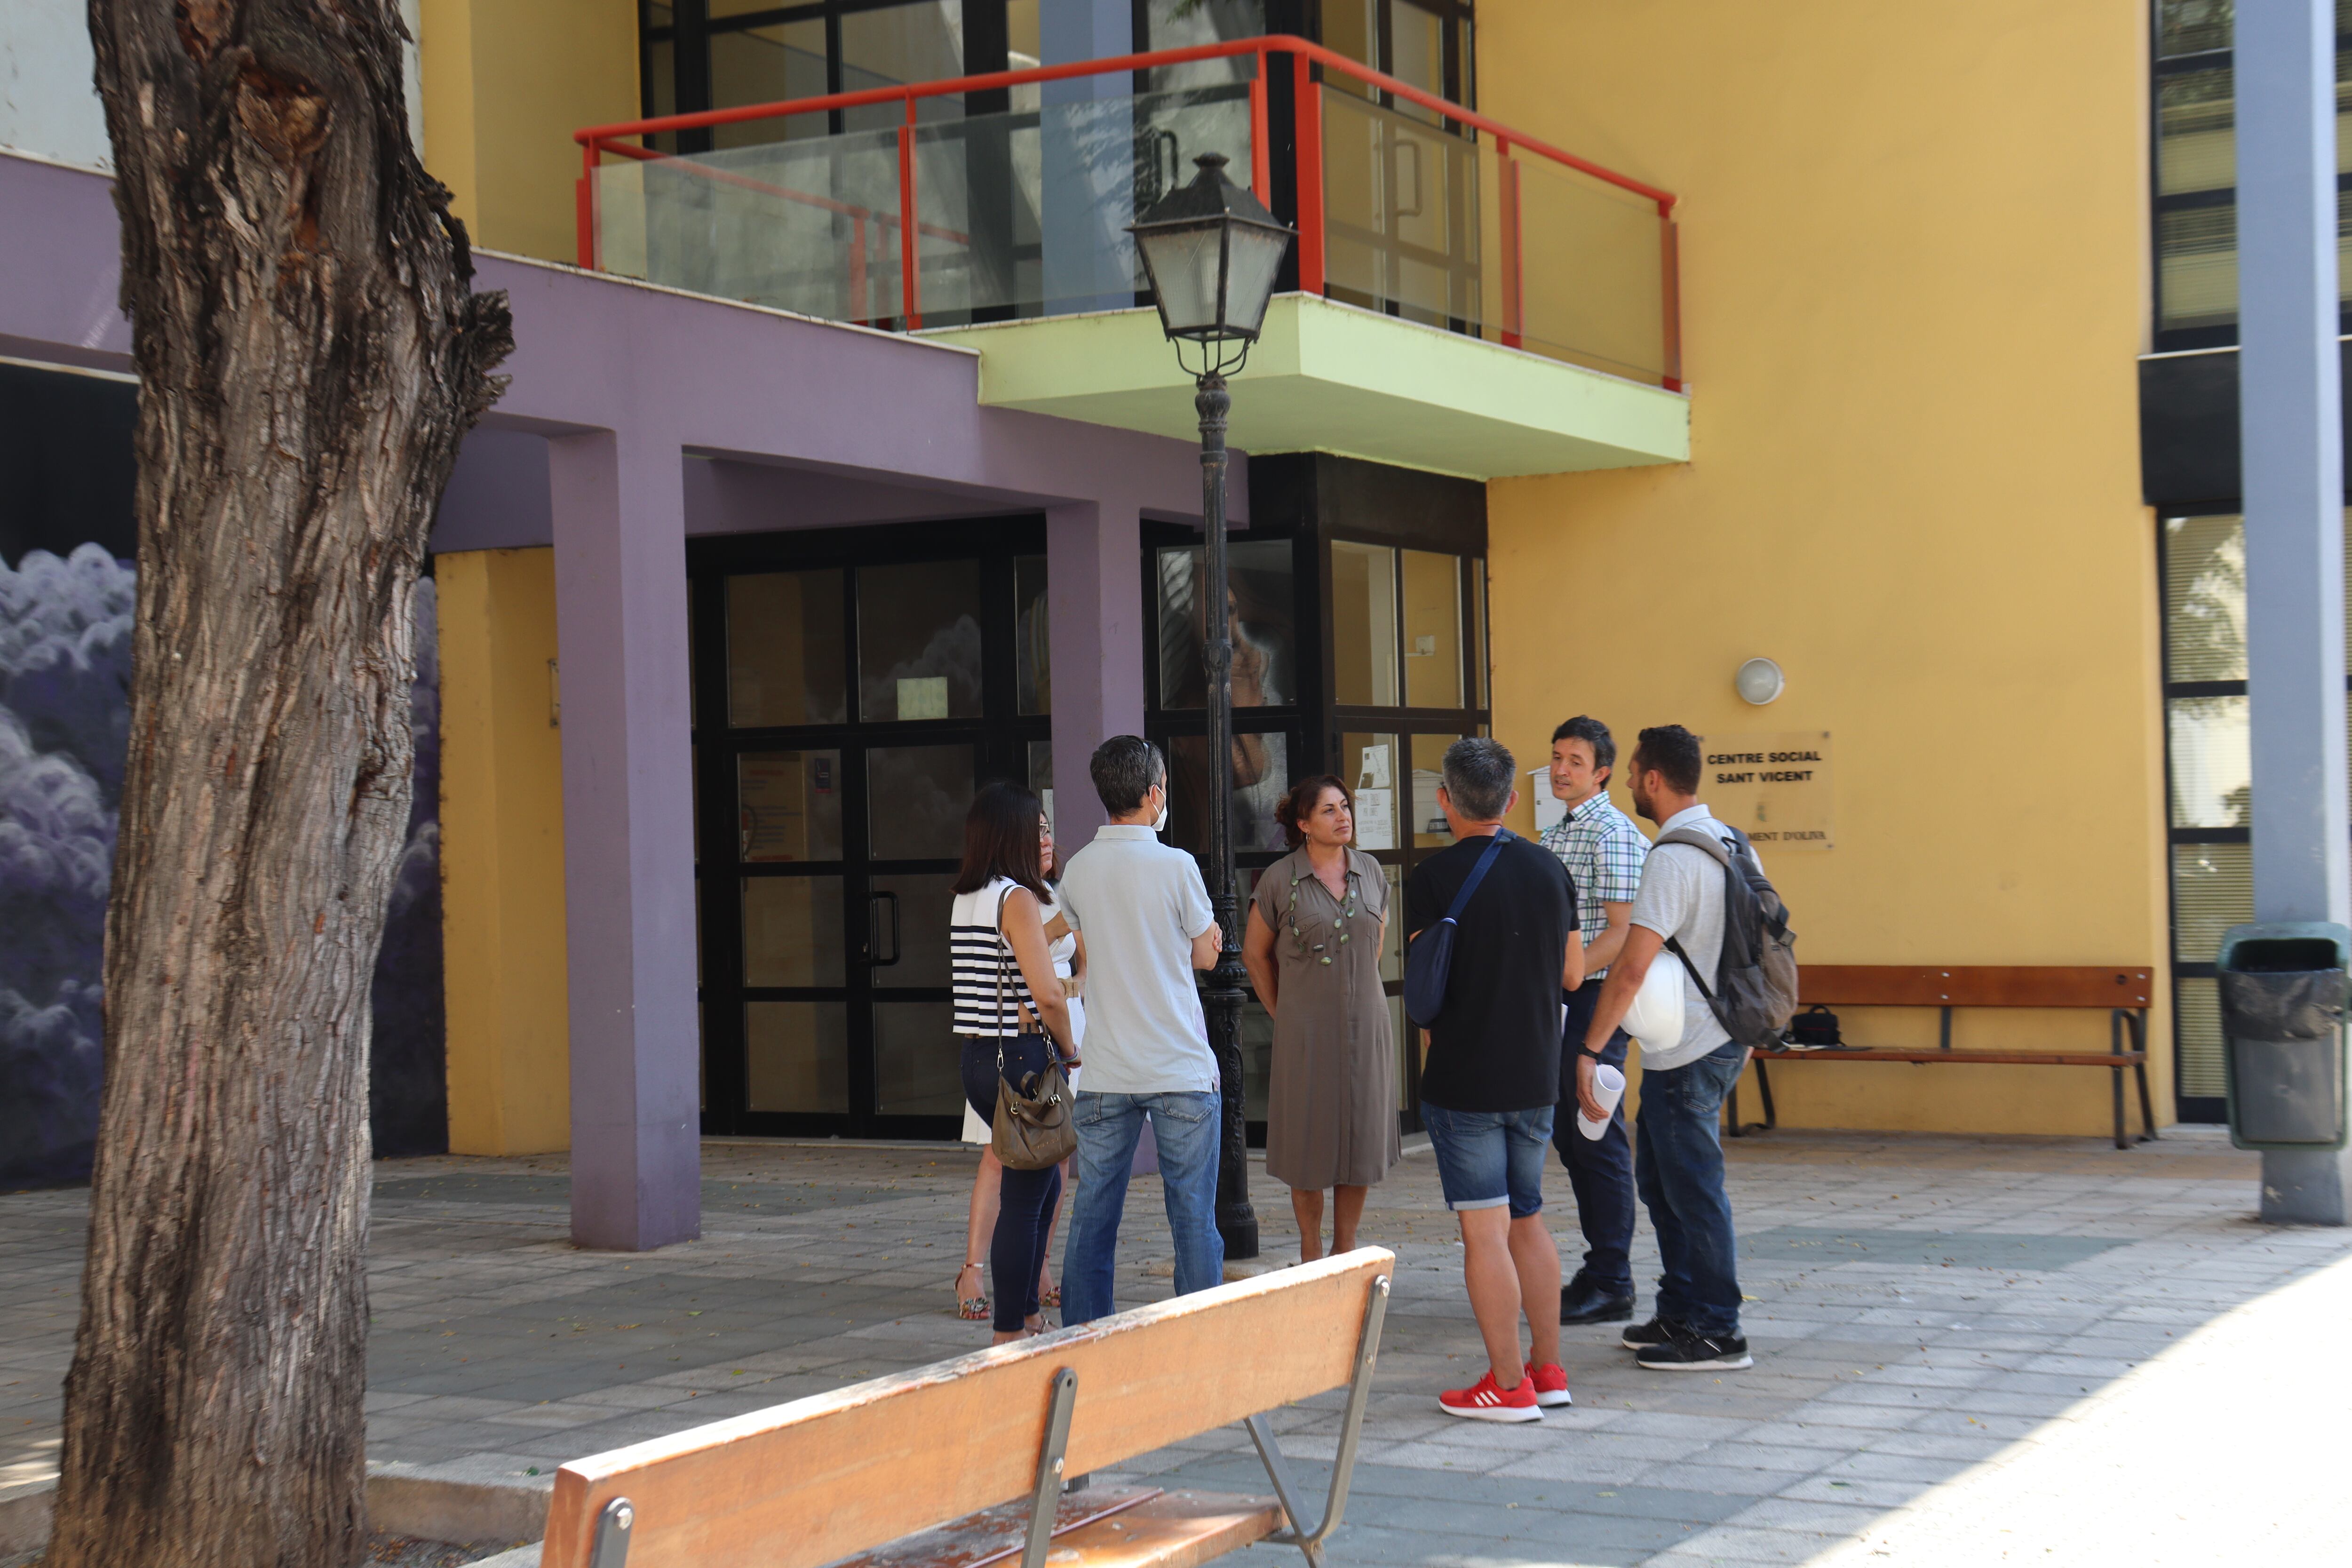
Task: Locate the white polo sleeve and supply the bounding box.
[1177,856,1217,940]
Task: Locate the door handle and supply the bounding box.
[869,890,902,968]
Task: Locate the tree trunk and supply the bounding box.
[51,4,510,1564]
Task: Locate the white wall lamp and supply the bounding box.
[1734,657,1785,705]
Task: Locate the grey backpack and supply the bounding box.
[1659,826,1799,1047]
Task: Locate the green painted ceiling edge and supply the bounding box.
[917,294,1690,482]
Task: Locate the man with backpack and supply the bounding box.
[1405,739,1587,1420]
[1576,724,1797,1372]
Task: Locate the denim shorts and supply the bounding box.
[1420,1101,1554,1218]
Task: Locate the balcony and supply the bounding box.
[574,36,1688,479]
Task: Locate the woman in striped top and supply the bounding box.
[947,782,1077,1342]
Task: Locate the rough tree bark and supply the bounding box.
[51,4,511,1565]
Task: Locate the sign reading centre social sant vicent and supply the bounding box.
[1697,732,1832,851]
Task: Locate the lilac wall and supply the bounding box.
[1,148,1232,1247]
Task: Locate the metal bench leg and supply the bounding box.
[1725,1076,1744,1137]
[2130,1010,2158,1142]
[588,1498,636,1568]
[1756,1058,1777,1130]
[1021,1369,1080,1568]
[2108,1009,2128,1150]
[1247,1274,1391,1568]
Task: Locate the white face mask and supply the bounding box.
[1152,783,1169,833]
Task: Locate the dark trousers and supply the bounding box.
[1632,1041,1748,1338]
[1554,983,1636,1297]
[961,1035,1064,1334]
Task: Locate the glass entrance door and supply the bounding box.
[691,518,1051,1138]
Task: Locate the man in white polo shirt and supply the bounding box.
[1054,736,1225,1325]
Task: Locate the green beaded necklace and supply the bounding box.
[1284,853,1361,966]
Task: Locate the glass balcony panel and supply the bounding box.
[1322,93,1481,331]
[599,60,1674,383]
[904,85,1251,324]
[1510,152,1670,382]
[596,126,912,323]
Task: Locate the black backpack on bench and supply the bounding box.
[1659,825,1800,1048]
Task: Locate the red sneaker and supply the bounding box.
[1524,1360,1573,1408]
[1437,1369,1542,1423]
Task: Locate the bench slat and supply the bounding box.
[540,1250,1393,1568]
[1798,965,2153,1010]
[1040,1491,1286,1568]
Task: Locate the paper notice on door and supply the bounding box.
[1359,742,1393,790]
[1356,788,1394,851]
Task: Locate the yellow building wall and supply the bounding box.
[438,548,572,1154]
[421,0,639,264]
[1480,1,2170,1135]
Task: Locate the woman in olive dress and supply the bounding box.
[1242,774,1399,1261]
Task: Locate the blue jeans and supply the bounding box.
[1633,1041,1748,1337]
[1060,1090,1224,1325]
[1421,1101,1553,1218]
[1555,985,1636,1296]
[961,1036,1065,1334]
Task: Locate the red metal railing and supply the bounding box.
[574,34,1682,387]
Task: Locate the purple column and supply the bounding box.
[549,430,701,1250]
[1047,501,1146,849]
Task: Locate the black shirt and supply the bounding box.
[1405,832,1580,1113]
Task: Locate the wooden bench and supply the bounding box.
[539,1249,1395,1568]
[1726,966,2159,1150]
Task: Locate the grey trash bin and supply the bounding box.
[2215,922,2350,1153]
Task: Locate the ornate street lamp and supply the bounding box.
[1130,152,1294,1263]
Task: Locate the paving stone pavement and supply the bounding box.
[4,1127,2348,1566]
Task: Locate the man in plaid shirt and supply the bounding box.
[1538,716,1649,1325]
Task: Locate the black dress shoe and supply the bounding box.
[1559,1275,1637,1325]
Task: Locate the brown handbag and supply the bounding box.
[986,887,1078,1171]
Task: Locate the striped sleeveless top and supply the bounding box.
[949,877,1040,1037]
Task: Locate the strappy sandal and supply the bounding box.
[955,1263,990,1322]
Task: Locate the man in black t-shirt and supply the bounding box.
[1405,739,1586,1422]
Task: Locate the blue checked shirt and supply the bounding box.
[1538,791,1649,977]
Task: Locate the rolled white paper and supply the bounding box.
[1576,1064,1628,1140]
